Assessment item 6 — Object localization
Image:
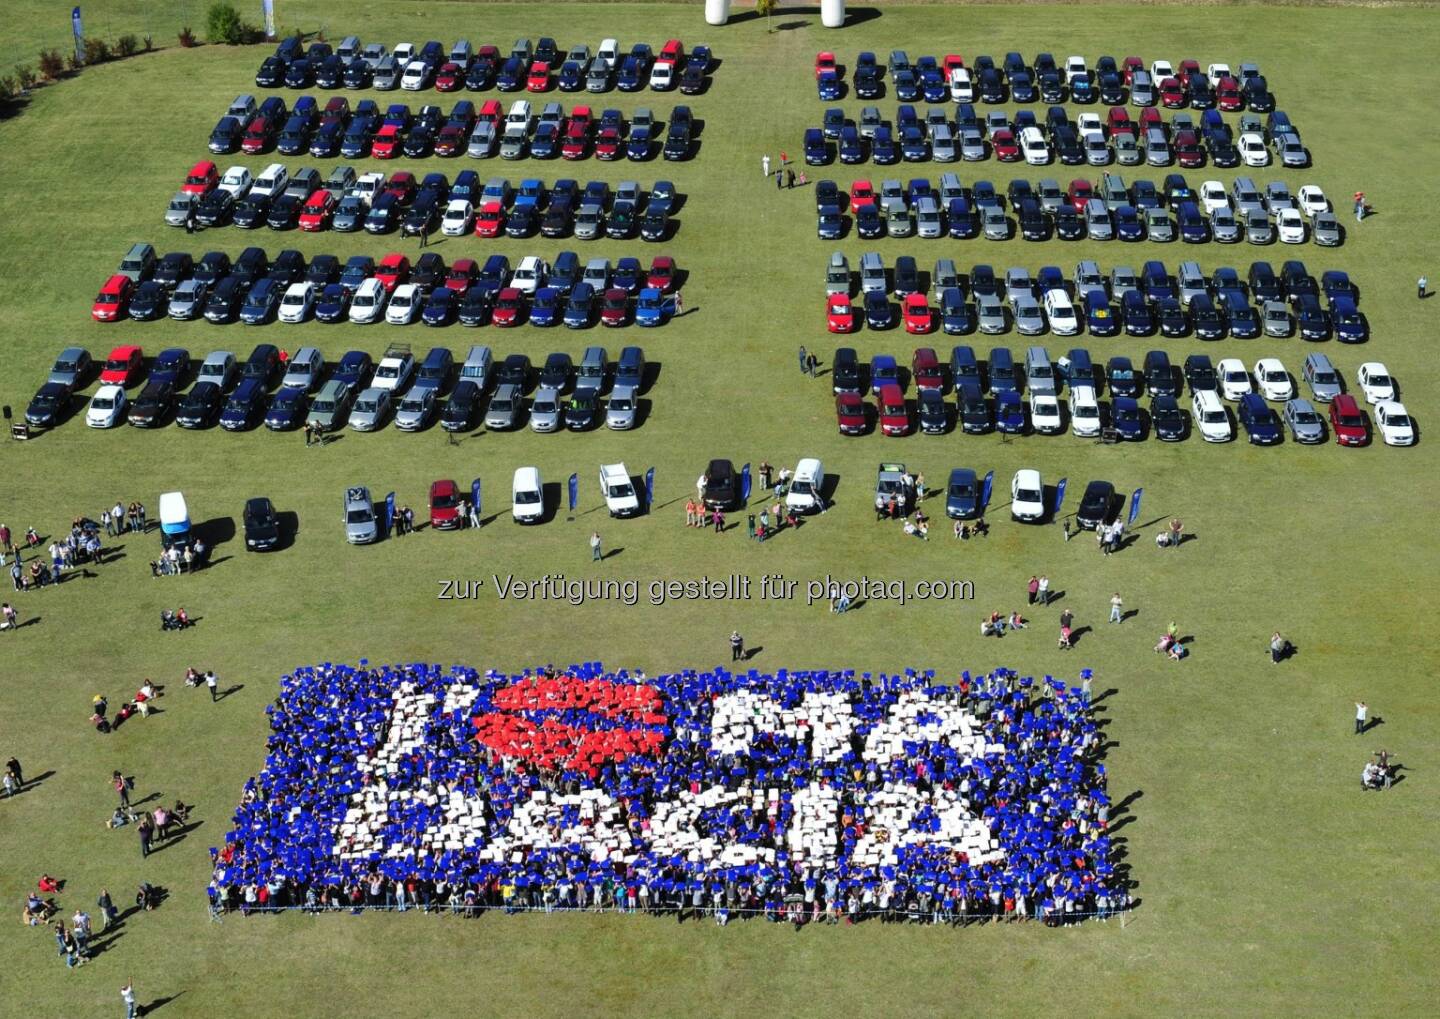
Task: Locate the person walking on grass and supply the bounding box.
[1109,592,1123,624]
[798,346,809,376]
[590,531,602,562]
[206,670,219,702]
[121,979,137,1019]
[1038,574,1050,606]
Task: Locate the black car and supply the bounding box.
[540,352,574,391]
[232,194,272,229]
[25,382,71,428]
[1191,296,1226,340]
[440,380,483,431]
[1054,206,1084,239]
[1076,480,1115,530]
[266,193,305,230]
[506,205,539,238]
[1151,395,1186,441]
[194,251,233,285]
[255,56,286,88]
[1158,298,1189,337]
[243,497,281,551]
[412,252,446,292]
[175,382,223,428]
[458,283,499,326]
[204,276,248,323]
[918,389,948,433]
[232,246,270,285]
[1143,350,1177,396]
[564,387,600,430]
[662,126,690,161]
[210,116,244,154]
[1184,354,1217,393]
[195,189,235,227]
[702,458,738,509]
[832,347,862,393]
[639,208,668,242]
[243,343,281,385]
[856,204,884,239]
[496,353,532,392]
[126,380,175,428]
[957,383,990,433]
[1018,198,1047,240]
[128,281,169,321]
[268,249,307,285]
[1106,356,1141,397]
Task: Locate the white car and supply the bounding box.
[948,67,973,102]
[86,385,127,428]
[1276,208,1306,244]
[512,466,544,524]
[1297,185,1329,218]
[250,162,288,198]
[351,171,385,206]
[1199,180,1229,216]
[441,199,473,236]
[786,458,826,513]
[1076,113,1102,137]
[1357,362,1396,404]
[1206,63,1232,82]
[1375,402,1414,446]
[511,255,547,295]
[1019,126,1050,165]
[1239,133,1269,167]
[1042,290,1079,334]
[1010,469,1045,522]
[1029,392,1062,434]
[599,462,641,517]
[1253,358,1293,401]
[400,59,431,90]
[348,279,387,324]
[218,166,253,197]
[385,284,421,325]
[648,61,674,90]
[1065,56,1088,81]
[1150,60,1175,83]
[372,352,414,393]
[278,282,314,323]
[1191,390,1232,442]
[1068,385,1101,436]
[1218,358,1252,400]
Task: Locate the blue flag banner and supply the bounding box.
[72,7,84,64]
[384,491,396,534]
[981,469,994,509]
[1128,487,1143,526]
[568,473,579,512]
[1053,477,1068,516]
[740,462,752,503]
[644,467,655,506]
[471,478,482,519]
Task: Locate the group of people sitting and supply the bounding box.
[89,682,161,733]
[902,510,931,540]
[954,518,989,540]
[1153,631,1188,661]
[1362,749,1398,791]
[160,607,192,631]
[981,611,1027,637]
[150,538,208,577]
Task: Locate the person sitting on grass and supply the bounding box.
[38,874,59,894]
[23,892,55,925]
[1057,624,1073,650]
[1008,611,1027,630]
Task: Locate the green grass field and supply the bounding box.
[2,3,1439,1016]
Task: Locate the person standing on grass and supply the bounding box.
[712,508,725,533]
[673,290,683,316]
[1109,592,1123,624]
[1027,576,1039,605]
[97,889,117,931]
[1355,701,1367,735]
[798,346,809,376]
[206,670,219,702]
[137,815,153,858]
[590,531,602,562]
[730,630,744,662]
[762,154,770,177]
[121,980,137,1019]
[775,169,783,191]
[1059,607,1074,632]
[113,770,131,808]
[1419,275,1428,300]
[1038,575,1050,606]
[2,602,17,631]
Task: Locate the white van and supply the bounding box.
[512,467,544,524]
[505,100,532,131]
[1010,469,1045,523]
[598,39,620,70]
[1068,384,1101,436]
[460,345,493,388]
[599,463,641,517]
[1192,389,1232,442]
[159,491,191,548]
[251,163,290,199]
[785,458,826,514]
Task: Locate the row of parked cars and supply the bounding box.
[31,341,652,437]
[211,91,696,163]
[172,161,680,241]
[93,244,681,329]
[805,101,1306,169]
[257,35,713,97]
[814,172,1340,247]
[813,51,1276,114]
[823,254,1366,343]
[826,346,1413,447]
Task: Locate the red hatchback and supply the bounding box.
[435,62,464,92]
[851,179,876,208]
[241,116,274,154]
[491,287,525,327]
[1067,179,1095,212]
[445,258,478,292]
[911,347,942,387]
[474,201,505,238]
[903,295,934,335]
[1216,76,1243,111]
[1160,77,1185,108]
[878,384,911,437]
[298,191,336,231]
[815,52,837,79]
[182,160,218,195]
[836,393,867,435]
[1174,130,1204,168]
[1106,108,1136,138]
[595,126,622,160]
[561,121,590,159]
[1329,394,1368,446]
[429,479,463,528]
[826,292,855,333]
[992,128,1020,161]
[599,287,629,327]
[92,274,133,321]
[526,61,551,92]
[371,123,403,159]
[646,256,676,291]
[100,345,144,386]
[375,253,411,292]
[383,172,417,205]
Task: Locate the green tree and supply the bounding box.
[206,2,245,45]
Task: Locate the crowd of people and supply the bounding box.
[212,661,1123,925]
[4,517,107,592]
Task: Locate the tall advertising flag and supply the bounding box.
[1128,487,1143,526]
[740,462,752,503]
[384,491,396,535]
[262,0,276,40]
[471,478,482,520]
[568,473,579,512]
[981,469,994,510]
[72,7,85,65]
[644,467,655,507]
[1053,477,1068,516]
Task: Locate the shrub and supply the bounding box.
[0,75,16,100]
[38,49,65,80]
[15,64,36,90]
[178,26,197,48]
[83,38,110,64]
[117,34,139,58]
[66,51,82,73]
[206,2,245,45]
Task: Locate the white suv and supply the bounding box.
[348,279,387,324]
[599,463,641,517]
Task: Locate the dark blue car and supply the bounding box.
[1111,397,1142,439]
[1122,290,1154,335]
[264,385,308,430]
[150,348,191,387]
[945,468,981,519]
[333,350,373,391]
[996,390,1024,432]
[220,378,267,431]
[564,282,595,328]
[864,290,892,330]
[422,287,458,326]
[1238,393,1281,445]
[529,287,561,327]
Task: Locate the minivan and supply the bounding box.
[1144,127,1171,165]
[251,163,290,199]
[614,345,646,391]
[372,55,401,90]
[485,383,522,429]
[1302,352,1342,402]
[988,346,1018,394]
[1144,350,1176,395]
[460,345,494,388]
[578,345,608,391]
[1068,384,1101,436]
[786,458,826,514]
[118,242,157,282]
[1025,346,1056,394]
[860,252,887,294]
[511,466,544,523]
[281,346,324,390]
[916,196,942,238]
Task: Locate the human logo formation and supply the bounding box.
[215,661,1122,922]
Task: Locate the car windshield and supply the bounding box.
[1339,413,1362,427]
[92,397,114,409]
[1017,488,1041,502]
[515,490,540,504]
[347,509,373,523]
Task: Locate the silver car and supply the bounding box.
[499,126,527,160]
[1012,295,1046,336]
[1283,398,1325,444]
[606,384,638,429]
[484,383,522,429]
[574,203,603,240]
[858,106,883,139]
[1084,199,1112,241]
[468,122,496,158]
[825,252,850,295]
[1113,133,1141,166]
[393,388,436,431]
[1312,213,1341,247]
[167,279,208,320]
[959,127,986,161]
[49,347,93,390]
[349,387,392,431]
[344,485,379,544]
[982,205,1008,240]
[332,195,366,231]
[888,203,914,238]
[529,386,562,432]
[1210,208,1240,244]
[1245,211,1274,245]
[976,293,1007,334]
[1144,207,1175,242]
[307,380,353,431]
[916,196,942,238]
[1262,301,1291,337]
[165,191,197,227]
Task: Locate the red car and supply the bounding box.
[646,256,676,291]
[826,292,855,333]
[1138,106,1163,132]
[100,345,144,386]
[1106,107,1135,138]
[599,287,629,326]
[429,479,463,529]
[561,121,590,159]
[1122,56,1143,84]
[815,52,837,79]
[241,115,275,154]
[850,179,876,208]
[595,126,622,160]
[474,201,505,238]
[1174,129,1204,168]
[375,253,411,293]
[182,160,218,195]
[1330,394,1368,446]
[911,347,942,387]
[478,99,503,125]
[569,105,593,129]
[92,275,133,322]
[445,258,478,292]
[435,62,464,92]
[836,392,867,435]
[298,190,336,230]
[903,295,933,335]
[1067,179,1095,212]
[943,54,966,75]
[383,172,416,205]
[1160,77,1185,108]
[992,129,1020,161]
[1216,76,1243,111]
[1177,59,1201,85]
[878,384,911,437]
[371,123,404,159]
[660,39,684,64]
[491,287,524,326]
[526,61,551,92]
